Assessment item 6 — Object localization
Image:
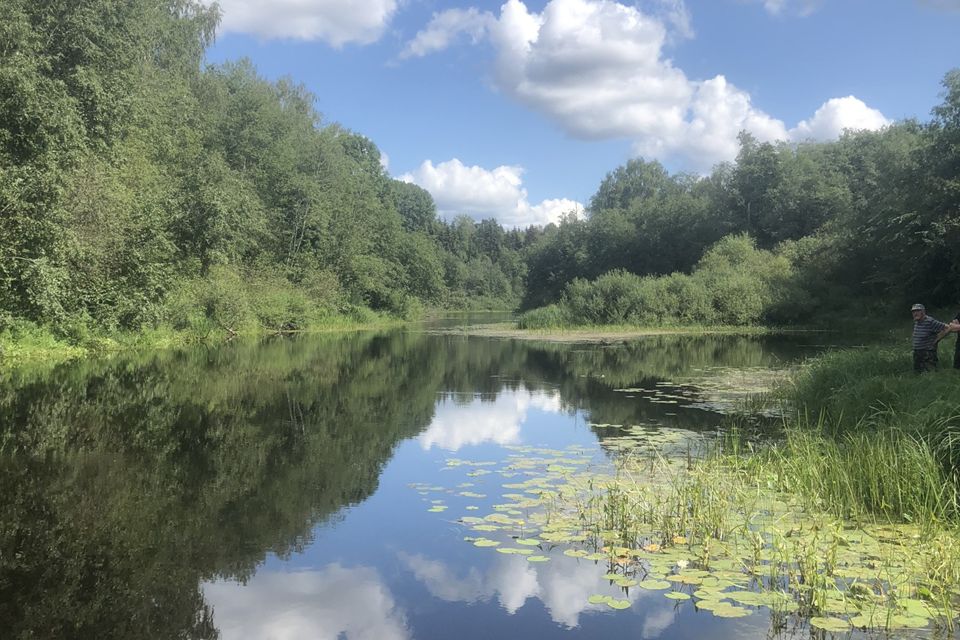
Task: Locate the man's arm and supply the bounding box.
[938,321,960,341]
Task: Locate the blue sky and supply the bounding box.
[203,0,960,227]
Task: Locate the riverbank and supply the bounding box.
[429,322,775,343]
[0,315,405,369]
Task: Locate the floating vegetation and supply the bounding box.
[616,366,792,417]
[415,428,960,634]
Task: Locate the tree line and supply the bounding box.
[522,70,960,326]
[1,0,958,337]
[0,0,536,341]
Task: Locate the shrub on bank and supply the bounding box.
[516,304,571,329]
[529,234,804,328]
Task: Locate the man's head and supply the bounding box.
[911,303,926,321]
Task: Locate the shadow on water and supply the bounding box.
[0,330,851,638]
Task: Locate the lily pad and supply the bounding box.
[809,617,851,632]
[711,605,752,618]
[496,547,534,555]
[473,538,500,548]
[638,580,672,591]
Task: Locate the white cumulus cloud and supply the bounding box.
[789,96,891,141]
[399,7,495,59]
[205,0,398,45]
[400,159,581,227]
[746,0,823,16]
[402,0,889,172]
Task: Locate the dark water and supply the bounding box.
[0,330,856,639]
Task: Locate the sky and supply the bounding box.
[203,0,960,227]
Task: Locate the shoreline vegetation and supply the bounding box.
[0,313,404,368]
[431,321,773,343]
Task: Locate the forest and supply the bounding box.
[2,0,959,346]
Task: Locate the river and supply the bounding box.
[0,328,866,639]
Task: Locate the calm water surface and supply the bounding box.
[0,330,863,639]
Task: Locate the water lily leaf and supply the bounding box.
[711,605,751,618]
[606,599,631,610]
[497,547,533,555]
[725,590,765,606]
[427,506,447,512]
[810,617,850,632]
[638,580,672,590]
[484,514,514,524]
[564,549,590,558]
[694,599,731,611]
[588,594,612,605]
[527,555,550,563]
[664,592,691,601]
[515,538,541,546]
[473,538,500,547]
[889,615,929,629]
[898,598,935,618]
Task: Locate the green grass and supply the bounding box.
[787,346,960,466]
[0,313,405,367]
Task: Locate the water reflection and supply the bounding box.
[204,565,409,640]
[400,552,677,633]
[419,389,562,451]
[0,331,842,639]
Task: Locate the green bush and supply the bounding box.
[517,304,571,329]
[525,234,816,328]
[564,270,648,324]
[163,267,255,335]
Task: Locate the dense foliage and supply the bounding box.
[1,0,958,339]
[0,0,531,344]
[522,73,960,325]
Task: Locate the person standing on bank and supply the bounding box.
[955,310,960,370]
[911,304,960,373]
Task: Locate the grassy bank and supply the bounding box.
[443,321,772,343]
[0,313,404,368]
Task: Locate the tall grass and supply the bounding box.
[750,425,960,524]
[789,346,960,467]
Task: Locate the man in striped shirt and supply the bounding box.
[911,304,960,373]
[954,311,960,370]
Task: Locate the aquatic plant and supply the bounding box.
[418,428,960,634]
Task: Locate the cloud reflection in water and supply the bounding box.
[418,388,563,451]
[203,564,409,640]
[400,552,675,632]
